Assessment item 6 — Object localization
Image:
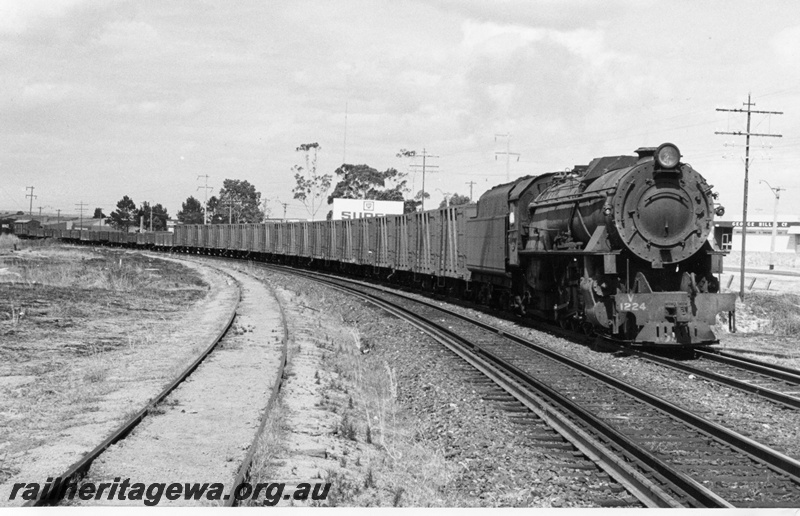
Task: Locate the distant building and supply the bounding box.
[13,219,41,233]
[714,216,800,254]
[0,216,17,234]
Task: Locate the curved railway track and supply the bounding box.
[24,266,289,508]
[255,262,800,508]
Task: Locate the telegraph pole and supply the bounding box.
[760,180,783,271]
[409,148,439,211]
[221,197,243,223]
[494,133,520,182]
[465,181,477,201]
[26,186,36,216]
[716,93,782,299]
[57,209,61,227]
[75,201,88,232]
[275,200,289,222]
[197,175,212,224]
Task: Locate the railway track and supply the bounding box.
[24,266,289,508]
[625,348,800,410]
[261,263,800,508]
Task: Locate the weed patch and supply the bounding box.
[739,291,800,336]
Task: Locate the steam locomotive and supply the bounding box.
[16,143,736,347]
[469,142,735,346]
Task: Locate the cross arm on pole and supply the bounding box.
[715,131,782,138]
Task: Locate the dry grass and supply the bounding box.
[317,326,457,507]
[736,291,800,336]
[0,233,21,251]
[7,255,152,292]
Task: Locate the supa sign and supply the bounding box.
[331,199,404,220]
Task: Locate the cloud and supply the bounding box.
[460,19,621,68]
[2,80,105,111]
[0,0,90,34]
[93,20,160,50]
[772,25,800,66]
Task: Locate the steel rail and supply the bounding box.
[23,274,241,507]
[267,265,800,495]
[697,349,800,383]
[281,269,730,508]
[404,288,800,485]
[224,270,290,507]
[625,349,800,410]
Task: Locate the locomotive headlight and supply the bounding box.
[655,143,681,169]
[715,205,725,217]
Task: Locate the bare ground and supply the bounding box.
[0,247,239,506]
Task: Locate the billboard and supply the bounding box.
[331,199,404,220]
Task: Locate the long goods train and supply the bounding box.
[15,143,736,347]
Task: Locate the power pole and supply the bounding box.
[221,197,242,223]
[57,209,61,226]
[26,186,36,216]
[276,200,289,222]
[760,180,783,271]
[409,148,439,211]
[495,133,520,182]
[465,181,477,201]
[197,175,212,224]
[149,203,153,232]
[716,94,782,299]
[75,201,88,232]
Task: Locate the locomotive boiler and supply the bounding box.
[519,143,735,345]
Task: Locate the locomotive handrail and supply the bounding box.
[529,191,612,210]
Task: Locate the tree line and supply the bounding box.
[292,143,472,220]
[105,142,473,231]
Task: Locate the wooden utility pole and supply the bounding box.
[409,148,439,211]
[26,186,36,216]
[494,133,520,182]
[197,174,212,224]
[276,200,289,222]
[716,93,782,299]
[465,181,477,201]
[75,202,88,232]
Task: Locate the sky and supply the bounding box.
[1,0,799,221]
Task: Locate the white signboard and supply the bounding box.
[332,199,404,220]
